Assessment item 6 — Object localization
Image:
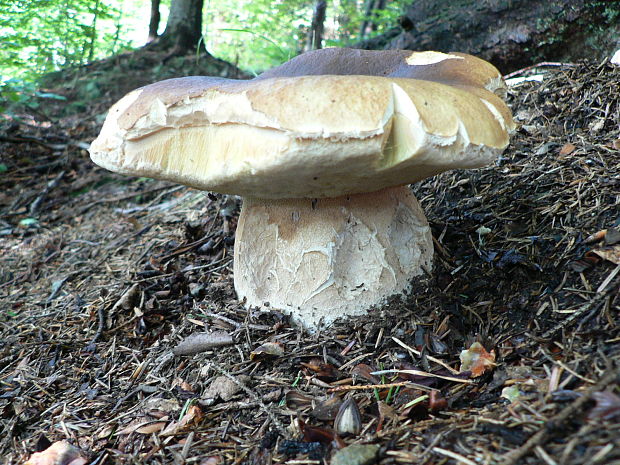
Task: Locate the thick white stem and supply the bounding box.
[233,186,433,329]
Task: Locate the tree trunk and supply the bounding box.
[148,0,161,43]
[87,0,101,62]
[359,0,374,40]
[356,0,620,73]
[158,0,205,53]
[306,1,327,50]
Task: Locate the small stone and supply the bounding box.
[331,444,380,465]
[189,282,205,297]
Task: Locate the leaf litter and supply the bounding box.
[1,58,619,464]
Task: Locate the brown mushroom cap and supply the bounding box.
[257,48,506,94]
[90,49,514,199]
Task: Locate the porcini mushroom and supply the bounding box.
[90,48,514,329]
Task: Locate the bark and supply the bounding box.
[306,1,327,50]
[359,0,374,40]
[356,0,620,73]
[158,0,205,53]
[148,0,161,43]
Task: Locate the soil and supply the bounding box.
[1,54,619,465]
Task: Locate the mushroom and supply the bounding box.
[90,48,514,329]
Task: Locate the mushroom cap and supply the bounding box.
[90,49,514,199]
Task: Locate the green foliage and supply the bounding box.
[0,0,408,112]
[0,0,133,81]
[206,0,408,74]
[0,77,66,115]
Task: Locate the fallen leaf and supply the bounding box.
[172,331,234,355]
[301,358,340,381]
[568,255,600,272]
[160,405,203,436]
[591,245,620,265]
[24,441,87,465]
[350,364,381,384]
[559,143,576,155]
[588,391,620,420]
[604,228,620,246]
[117,418,167,436]
[376,401,398,432]
[428,390,448,411]
[298,417,336,444]
[204,375,249,401]
[135,421,167,434]
[250,341,285,360]
[285,390,314,409]
[613,139,620,150]
[143,397,180,415]
[459,342,496,377]
[310,396,342,421]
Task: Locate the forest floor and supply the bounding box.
[1,53,619,465]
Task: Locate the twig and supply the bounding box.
[30,170,65,215]
[327,381,432,393]
[433,447,478,465]
[503,62,577,79]
[392,336,460,374]
[370,369,475,384]
[87,304,106,347]
[499,366,620,465]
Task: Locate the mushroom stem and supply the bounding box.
[233,186,433,328]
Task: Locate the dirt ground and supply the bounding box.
[1,56,619,465]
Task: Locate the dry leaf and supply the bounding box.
[298,418,336,444]
[376,401,398,432]
[459,342,496,377]
[172,331,234,355]
[350,363,381,384]
[559,143,576,155]
[311,396,342,421]
[24,441,87,465]
[604,228,620,246]
[613,139,620,150]
[591,246,620,265]
[588,391,620,420]
[117,418,168,436]
[428,390,448,411]
[135,421,167,434]
[285,390,314,409]
[204,375,249,401]
[250,341,285,360]
[144,397,180,415]
[160,405,203,436]
[112,284,141,312]
[301,358,340,381]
